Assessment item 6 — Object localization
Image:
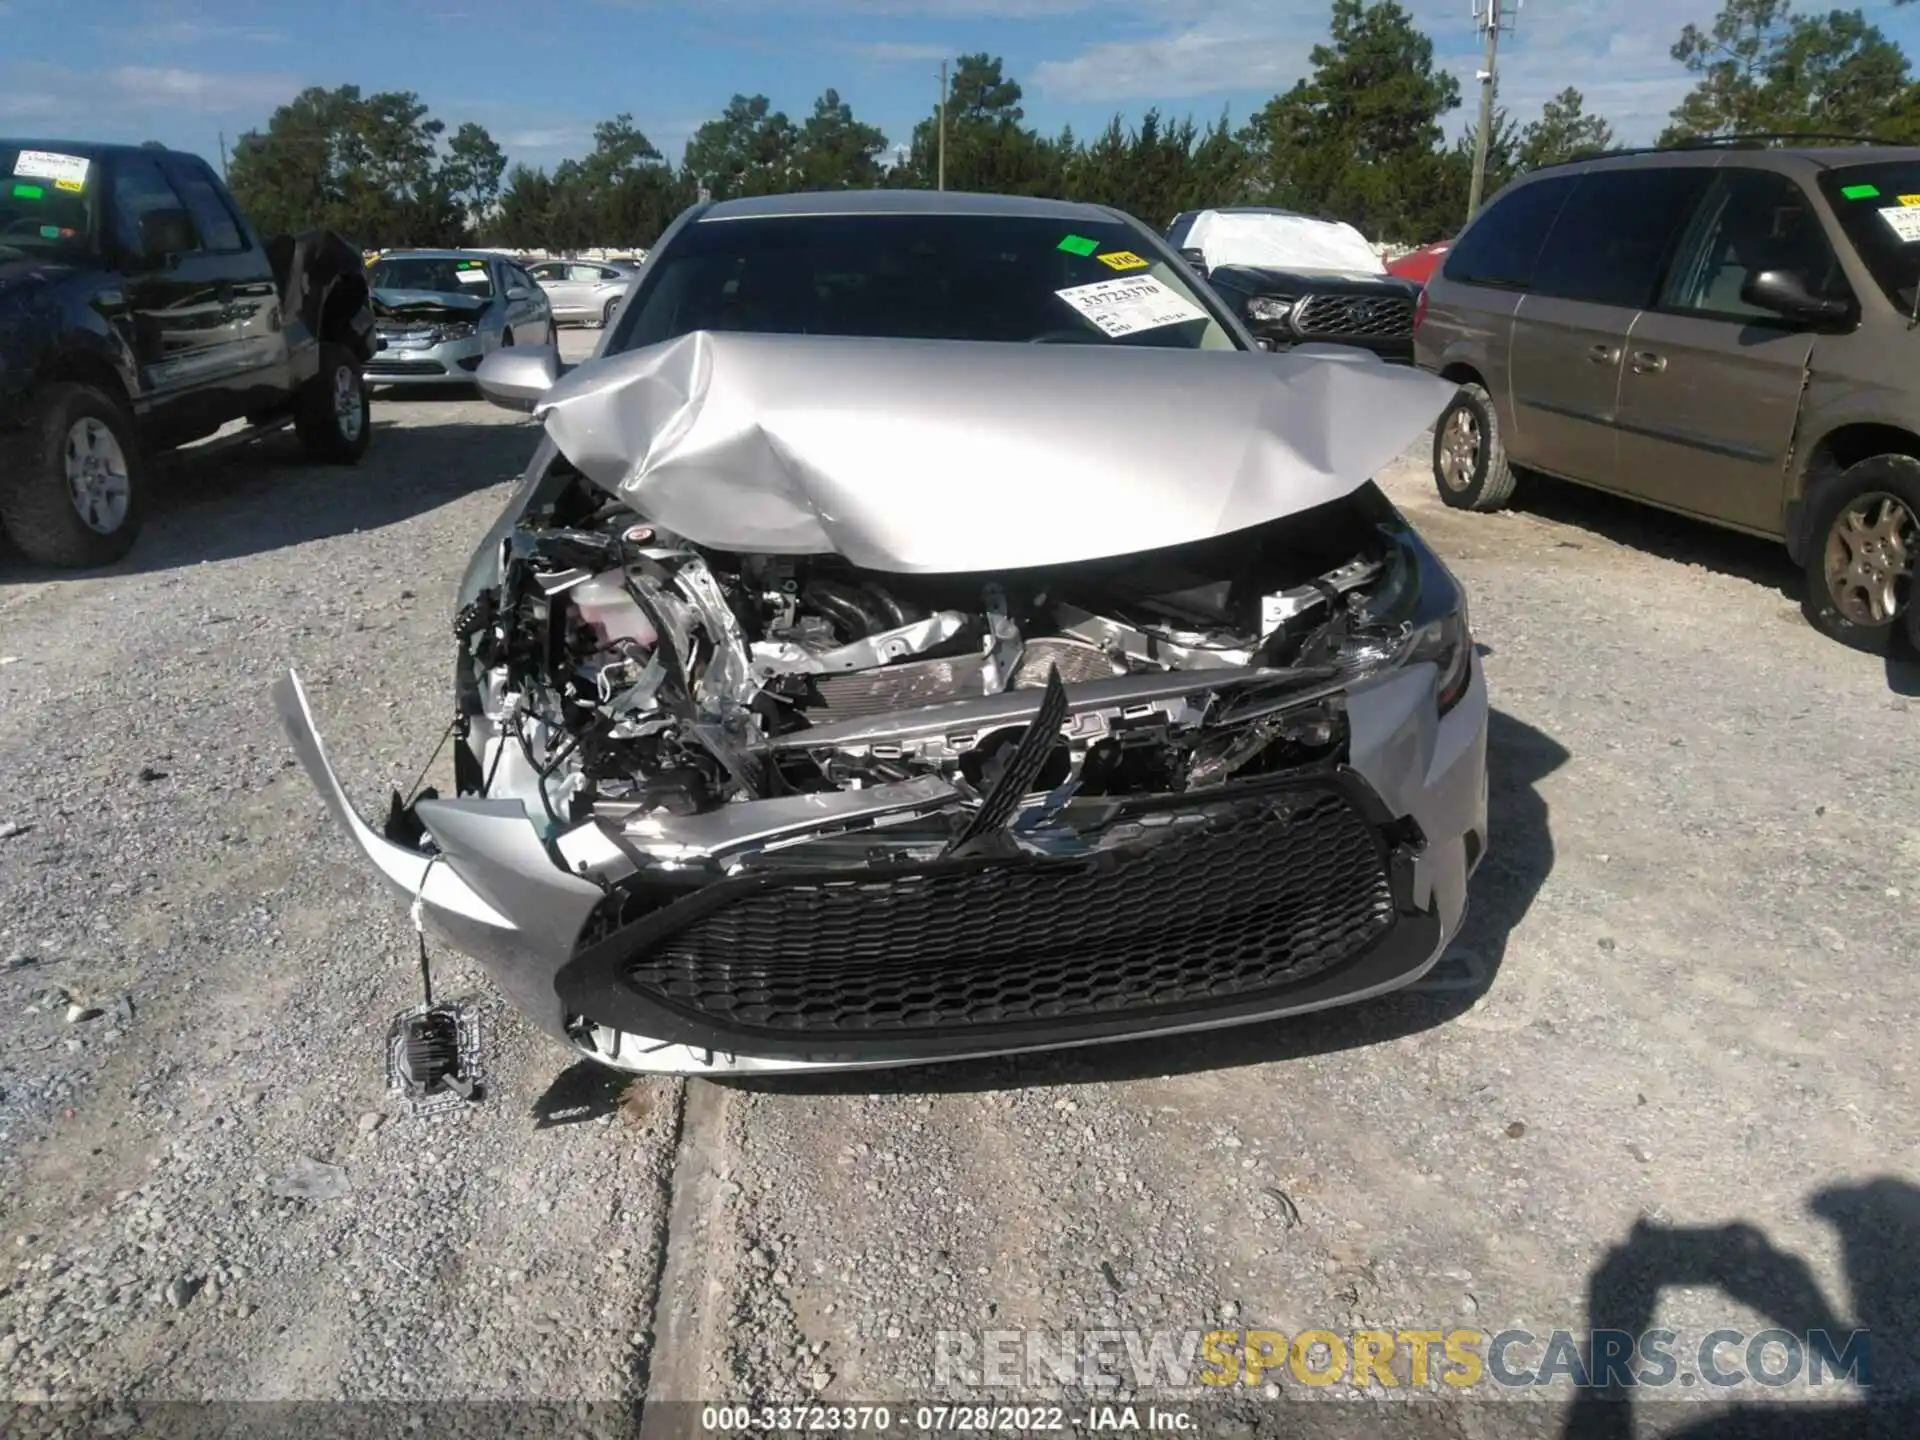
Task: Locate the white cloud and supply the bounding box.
[601,0,1095,14]
[842,40,955,61]
[503,126,594,150]
[106,19,288,47]
[1034,17,1319,101]
[0,62,300,127]
[1029,0,1726,142]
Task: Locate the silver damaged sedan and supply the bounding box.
[364,250,554,388]
[278,192,1489,1078]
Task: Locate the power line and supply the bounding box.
[1467,0,1522,225]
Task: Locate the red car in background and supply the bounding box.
[1387,240,1452,286]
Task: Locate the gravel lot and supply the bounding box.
[2,331,1917,1433]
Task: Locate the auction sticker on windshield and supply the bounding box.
[1054,275,1206,338]
[13,150,88,187]
[1879,206,1920,243]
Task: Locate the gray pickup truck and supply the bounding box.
[0,139,378,567]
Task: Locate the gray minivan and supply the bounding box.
[1415,141,1920,652]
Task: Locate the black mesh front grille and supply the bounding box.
[623,783,1397,1037]
[366,359,447,376]
[1294,293,1414,340]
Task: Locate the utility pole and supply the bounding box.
[217,130,229,182]
[1466,0,1520,224]
[937,60,948,191]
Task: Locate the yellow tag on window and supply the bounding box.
[55,177,83,193]
[1097,250,1149,271]
[1900,194,1920,207]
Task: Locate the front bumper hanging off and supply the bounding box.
[274,655,1488,1076]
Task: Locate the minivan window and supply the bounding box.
[1440,175,1578,289]
[1817,162,1920,315]
[1661,168,1847,322]
[1529,168,1710,309]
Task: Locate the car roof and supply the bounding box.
[374,249,513,262]
[0,139,201,164]
[698,189,1118,223]
[1178,206,1311,219]
[1529,143,1920,178]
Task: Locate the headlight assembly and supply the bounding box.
[1330,526,1474,714]
[433,321,478,343]
[1245,296,1295,324]
[1406,592,1473,714]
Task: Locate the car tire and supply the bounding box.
[0,382,147,568]
[1432,381,1518,512]
[295,343,371,464]
[1800,454,1920,655]
[602,297,619,329]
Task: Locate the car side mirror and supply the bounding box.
[1741,269,1849,324]
[134,207,194,264]
[476,344,564,412]
[1179,247,1208,271]
[506,285,531,301]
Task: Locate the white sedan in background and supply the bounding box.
[528,258,642,328]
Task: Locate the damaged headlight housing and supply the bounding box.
[1344,526,1474,715]
[1245,296,1295,325]
[433,321,478,343]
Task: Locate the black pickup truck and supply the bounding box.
[0,140,377,567]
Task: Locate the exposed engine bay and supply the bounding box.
[443,465,1465,892]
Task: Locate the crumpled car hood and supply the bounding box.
[373,287,489,319]
[531,330,1456,574]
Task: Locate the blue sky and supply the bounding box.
[5,0,1920,176]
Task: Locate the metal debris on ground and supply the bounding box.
[273,1156,351,1202]
[385,1001,484,1116]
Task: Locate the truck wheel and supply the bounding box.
[1432,381,1518,512]
[296,343,370,464]
[0,382,147,568]
[1801,454,1920,655]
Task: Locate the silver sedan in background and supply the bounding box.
[528,258,641,328]
[364,250,555,389]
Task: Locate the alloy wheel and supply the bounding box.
[1439,406,1480,492]
[64,417,132,535]
[1824,491,1917,627]
[333,365,365,444]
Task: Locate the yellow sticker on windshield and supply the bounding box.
[1097,250,1149,272]
[54,177,83,194]
[1901,194,1920,207]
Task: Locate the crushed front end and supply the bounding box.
[276,335,1487,1074]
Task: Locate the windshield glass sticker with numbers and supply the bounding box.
[1053,275,1206,338]
[13,150,89,187]
[1878,206,1920,244]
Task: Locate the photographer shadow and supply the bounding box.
[1564,1177,1920,1439]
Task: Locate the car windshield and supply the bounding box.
[0,146,98,260]
[1818,162,1920,314]
[614,212,1240,352]
[368,255,496,299]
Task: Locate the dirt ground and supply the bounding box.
[1,330,1915,1436]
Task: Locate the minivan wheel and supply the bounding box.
[1802,454,1920,654]
[1431,382,1517,512]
